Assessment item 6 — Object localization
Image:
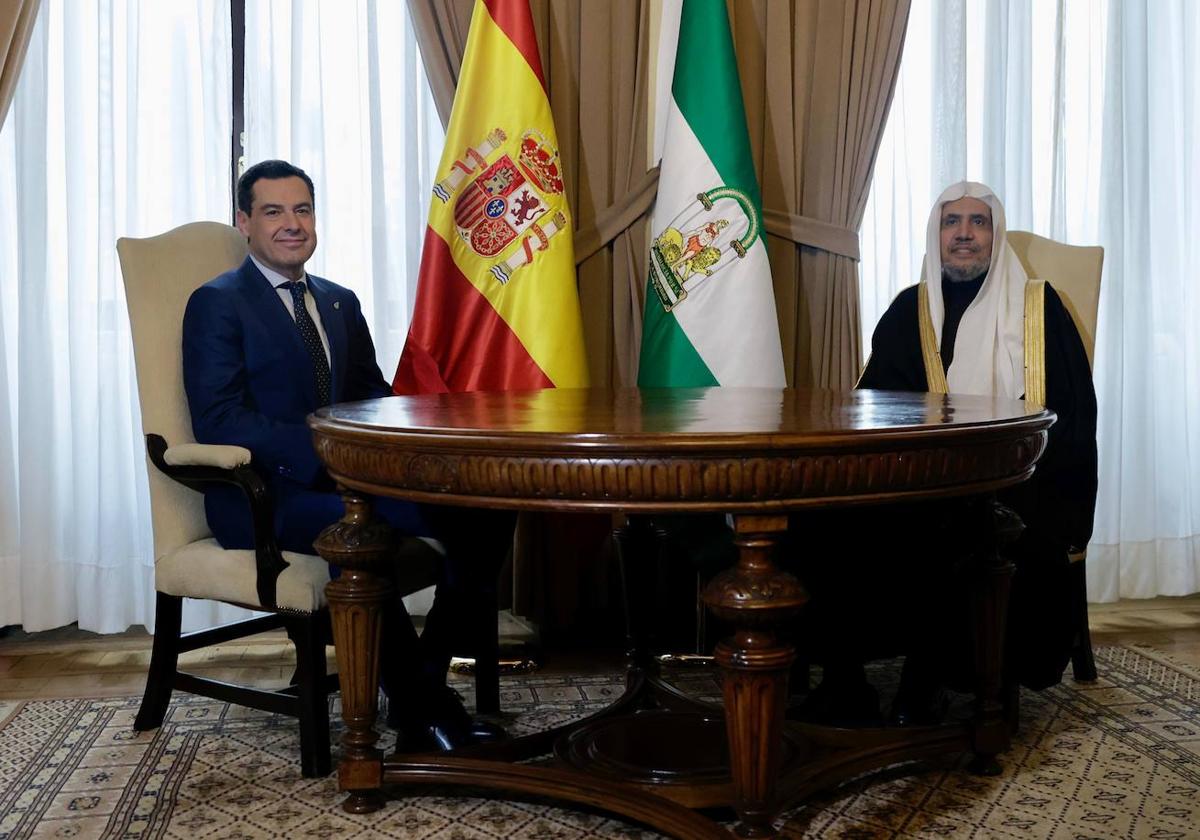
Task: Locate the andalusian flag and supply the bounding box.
[638,0,784,387]
[394,0,588,394]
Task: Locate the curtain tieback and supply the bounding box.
[761,209,860,261]
[572,166,861,264]
[574,167,662,265]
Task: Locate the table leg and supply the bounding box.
[967,496,1019,775]
[703,515,807,839]
[314,489,396,813]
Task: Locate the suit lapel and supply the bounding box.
[308,275,348,402]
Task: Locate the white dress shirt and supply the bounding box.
[250,254,332,365]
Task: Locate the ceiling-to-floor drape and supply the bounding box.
[1092,1,1200,601]
[861,0,1200,602]
[0,0,40,624]
[407,0,654,389]
[406,0,912,631]
[0,0,446,633]
[729,0,910,390]
[0,0,231,632]
[408,0,911,390]
[241,0,444,383]
[0,0,39,129]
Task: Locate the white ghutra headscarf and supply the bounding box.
[922,181,1028,399]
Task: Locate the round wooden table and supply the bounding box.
[309,387,1052,839]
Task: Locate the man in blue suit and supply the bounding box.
[182,159,506,750]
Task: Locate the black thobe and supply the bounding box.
[853,276,1099,689]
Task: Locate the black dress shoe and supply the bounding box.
[389,686,506,752]
[889,657,950,726]
[792,668,883,727]
[398,717,506,753]
[889,685,949,727]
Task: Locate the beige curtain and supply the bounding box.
[405,0,473,128]
[538,1,652,388]
[406,0,652,388]
[404,0,910,629]
[730,0,910,388]
[0,0,40,130]
[407,0,652,631]
[409,0,909,389]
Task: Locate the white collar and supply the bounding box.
[250,253,308,290]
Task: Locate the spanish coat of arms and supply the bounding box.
[433,128,568,284]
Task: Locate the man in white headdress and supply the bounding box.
[792,182,1097,726]
[854,181,1099,715]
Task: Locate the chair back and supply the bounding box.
[1007,230,1103,370]
[118,222,248,560]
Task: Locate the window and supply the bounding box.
[0,0,443,632]
[859,0,1200,602]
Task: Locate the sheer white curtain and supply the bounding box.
[0,0,232,632]
[860,0,1200,601]
[1093,1,1200,600]
[242,0,444,372]
[0,0,444,633]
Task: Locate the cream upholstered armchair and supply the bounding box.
[1008,230,1103,682]
[117,222,445,777]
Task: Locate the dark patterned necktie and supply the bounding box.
[284,280,331,406]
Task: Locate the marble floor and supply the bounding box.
[1,597,1200,700]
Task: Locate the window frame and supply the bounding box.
[230,0,246,222]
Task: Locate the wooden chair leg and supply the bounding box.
[1070,559,1098,682]
[289,612,331,777]
[135,592,182,732]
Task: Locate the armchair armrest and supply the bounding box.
[146,433,290,610]
[163,442,252,470]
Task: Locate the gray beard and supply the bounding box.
[942,263,989,283]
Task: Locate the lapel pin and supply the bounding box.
[333,300,340,310]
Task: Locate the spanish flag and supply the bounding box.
[393,0,588,394]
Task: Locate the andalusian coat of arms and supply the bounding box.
[432,128,568,284]
[649,186,760,311]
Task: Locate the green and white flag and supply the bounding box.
[638,0,785,388]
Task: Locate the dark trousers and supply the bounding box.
[206,482,513,715]
[381,504,514,717]
[784,501,1073,691]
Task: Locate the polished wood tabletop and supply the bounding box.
[311,387,1053,513]
[314,386,1047,438]
[308,387,1053,840]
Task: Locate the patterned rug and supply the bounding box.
[2,646,1199,839]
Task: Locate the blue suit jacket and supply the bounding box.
[182,257,392,548]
